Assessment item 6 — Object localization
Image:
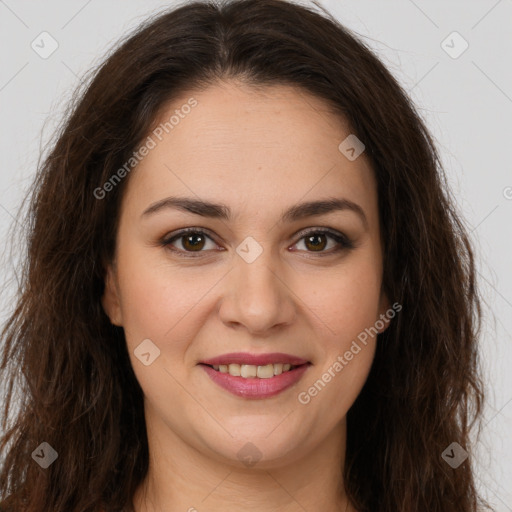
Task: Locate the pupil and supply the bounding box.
[184,234,204,250]
[306,234,326,251]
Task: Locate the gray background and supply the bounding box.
[0,0,511,509]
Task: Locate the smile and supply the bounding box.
[198,354,311,399]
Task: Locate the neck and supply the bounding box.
[132,405,356,512]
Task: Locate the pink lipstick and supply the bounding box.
[199,352,311,399]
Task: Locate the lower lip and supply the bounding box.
[199,364,310,399]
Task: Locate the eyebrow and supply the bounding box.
[141,196,368,228]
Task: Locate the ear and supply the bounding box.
[376,289,392,334]
[101,263,123,326]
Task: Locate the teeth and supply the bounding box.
[228,363,241,376]
[240,364,257,378]
[257,364,274,379]
[211,363,298,378]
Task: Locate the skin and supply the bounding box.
[102,80,390,512]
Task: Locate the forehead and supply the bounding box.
[122,81,378,224]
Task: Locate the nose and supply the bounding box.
[218,246,296,337]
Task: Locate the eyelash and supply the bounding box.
[160,227,355,258]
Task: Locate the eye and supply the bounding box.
[162,228,218,257]
[161,227,354,258]
[290,228,354,256]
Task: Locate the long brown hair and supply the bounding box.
[0,0,491,510]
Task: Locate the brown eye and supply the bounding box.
[181,232,207,251]
[303,233,328,252]
[162,227,354,258]
[162,229,218,256]
[292,229,353,255]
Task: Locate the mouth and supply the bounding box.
[198,353,311,399]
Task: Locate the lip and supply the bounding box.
[200,352,309,366]
[199,361,311,399]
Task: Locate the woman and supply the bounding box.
[0,0,491,510]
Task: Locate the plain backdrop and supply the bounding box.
[0,0,511,509]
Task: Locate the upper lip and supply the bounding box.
[200,352,309,366]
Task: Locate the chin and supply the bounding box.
[201,426,310,470]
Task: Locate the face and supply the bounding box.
[102,80,390,469]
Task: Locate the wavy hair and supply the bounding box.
[0,0,490,510]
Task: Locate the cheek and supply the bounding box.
[292,258,381,408]
[296,256,383,343]
[295,287,378,428]
[115,243,209,341]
